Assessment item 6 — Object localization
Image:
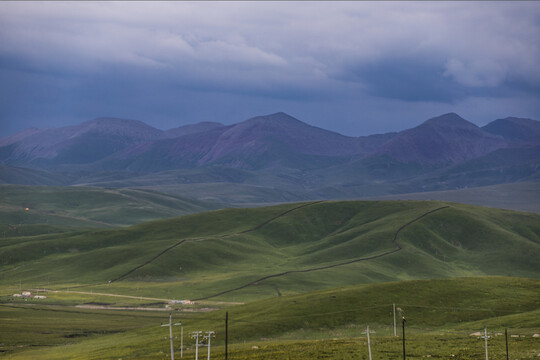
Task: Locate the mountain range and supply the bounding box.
[1,112,539,205]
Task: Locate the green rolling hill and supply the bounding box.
[1,200,538,302]
[0,184,221,231]
[1,200,540,359]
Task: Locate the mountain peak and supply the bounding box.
[482,116,540,144]
[82,117,158,130]
[245,112,301,124]
[376,113,505,164]
[422,113,477,129]
[229,112,312,136]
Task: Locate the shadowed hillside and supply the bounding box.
[0,184,221,230]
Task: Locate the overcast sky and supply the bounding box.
[1,1,539,137]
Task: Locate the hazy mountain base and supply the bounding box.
[370,182,540,213]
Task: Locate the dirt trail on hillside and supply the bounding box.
[109,203,448,301]
[193,205,449,301]
[109,201,324,283]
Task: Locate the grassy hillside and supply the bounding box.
[2,277,539,359]
[1,200,538,302]
[0,184,220,229]
[0,164,77,186]
[1,200,539,359]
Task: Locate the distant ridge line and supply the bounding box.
[193,205,450,301]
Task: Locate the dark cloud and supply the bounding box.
[0,2,539,137]
[346,59,460,103]
[344,58,518,103]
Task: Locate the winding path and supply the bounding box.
[193,205,449,301]
[109,202,448,301]
[109,201,324,283]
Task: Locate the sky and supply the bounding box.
[1,1,539,137]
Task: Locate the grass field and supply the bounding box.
[1,200,539,358]
[1,277,539,359]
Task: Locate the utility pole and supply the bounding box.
[362,325,373,360]
[169,315,174,360]
[505,328,509,360]
[191,331,202,360]
[402,317,406,360]
[204,331,215,360]
[481,327,489,360]
[367,325,372,360]
[161,314,181,360]
[225,312,229,360]
[393,304,397,337]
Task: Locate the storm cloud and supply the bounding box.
[1,1,539,136]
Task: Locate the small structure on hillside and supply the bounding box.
[171,299,194,305]
[12,291,47,299]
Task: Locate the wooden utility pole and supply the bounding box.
[181,326,183,358]
[191,331,202,360]
[161,314,181,360]
[505,328,509,360]
[366,325,372,360]
[393,304,397,336]
[402,317,406,360]
[225,312,229,360]
[204,331,215,360]
[169,314,174,360]
[481,327,489,360]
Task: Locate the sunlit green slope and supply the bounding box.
[1,200,538,302]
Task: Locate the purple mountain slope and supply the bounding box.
[0,112,538,176]
[197,112,373,164]
[482,117,540,147]
[98,112,377,171]
[374,113,507,164]
[165,121,225,138]
[0,117,164,165]
[0,118,226,168]
[108,126,231,171]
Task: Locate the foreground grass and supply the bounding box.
[5,329,540,359]
[1,277,539,359]
[0,304,164,353]
[224,334,540,360]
